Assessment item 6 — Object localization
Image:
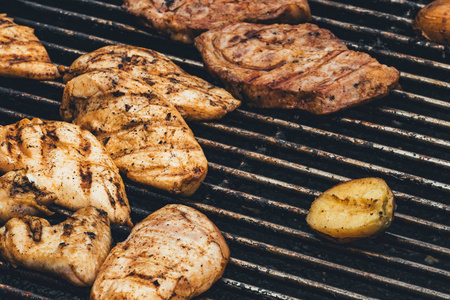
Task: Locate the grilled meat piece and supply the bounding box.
[0,169,55,225]
[123,0,311,43]
[195,23,400,114]
[0,118,132,226]
[91,204,230,300]
[63,45,240,121]
[0,14,59,80]
[0,206,112,286]
[61,70,208,196]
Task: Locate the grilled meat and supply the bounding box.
[0,14,59,80]
[0,118,132,226]
[0,169,55,224]
[0,207,112,286]
[91,204,229,300]
[63,45,240,121]
[123,0,311,43]
[195,23,400,114]
[61,70,208,196]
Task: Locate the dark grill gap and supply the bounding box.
[1,0,450,299]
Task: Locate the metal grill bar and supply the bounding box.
[313,15,448,53]
[310,0,413,25]
[219,278,303,300]
[199,121,450,195]
[0,284,52,300]
[226,238,449,300]
[337,118,450,150]
[228,258,374,300]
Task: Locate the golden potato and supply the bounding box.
[413,0,450,44]
[306,178,394,243]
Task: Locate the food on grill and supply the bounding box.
[306,178,394,243]
[0,169,55,224]
[63,45,241,121]
[123,0,311,43]
[91,204,230,300]
[0,206,112,286]
[413,0,450,44]
[61,70,208,196]
[0,118,132,226]
[195,22,400,114]
[0,14,60,80]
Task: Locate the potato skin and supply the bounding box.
[306,178,394,243]
[413,0,450,44]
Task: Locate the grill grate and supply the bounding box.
[1,0,450,299]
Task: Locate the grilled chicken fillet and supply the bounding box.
[0,207,112,286]
[63,45,240,121]
[61,70,208,196]
[91,204,230,300]
[195,23,400,114]
[0,14,59,80]
[0,118,132,226]
[0,169,55,225]
[123,0,311,43]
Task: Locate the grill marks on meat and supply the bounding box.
[0,169,55,224]
[195,23,400,114]
[122,0,311,43]
[0,118,132,226]
[0,207,112,286]
[63,45,240,121]
[90,204,230,300]
[61,70,208,196]
[0,14,60,80]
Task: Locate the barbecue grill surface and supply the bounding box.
[1,0,450,299]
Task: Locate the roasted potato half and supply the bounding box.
[306,178,394,243]
[413,0,450,44]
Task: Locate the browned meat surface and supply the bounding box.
[91,204,229,300]
[0,14,60,80]
[61,70,208,196]
[195,23,400,114]
[63,45,240,121]
[0,207,112,286]
[0,169,55,225]
[0,118,132,226]
[123,0,311,43]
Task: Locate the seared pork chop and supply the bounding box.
[63,45,240,121]
[123,0,311,43]
[0,14,59,80]
[61,70,208,196]
[0,119,132,226]
[195,23,400,114]
[91,204,229,299]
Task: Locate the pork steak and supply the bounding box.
[195,22,400,114]
[123,0,311,43]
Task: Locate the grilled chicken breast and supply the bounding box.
[195,23,400,114]
[0,206,112,286]
[61,70,208,196]
[0,118,132,226]
[91,204,230,300]
[123,0,311,43]
[0,14,59,80]
[0,169,55,224]
[63,45,240,121]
